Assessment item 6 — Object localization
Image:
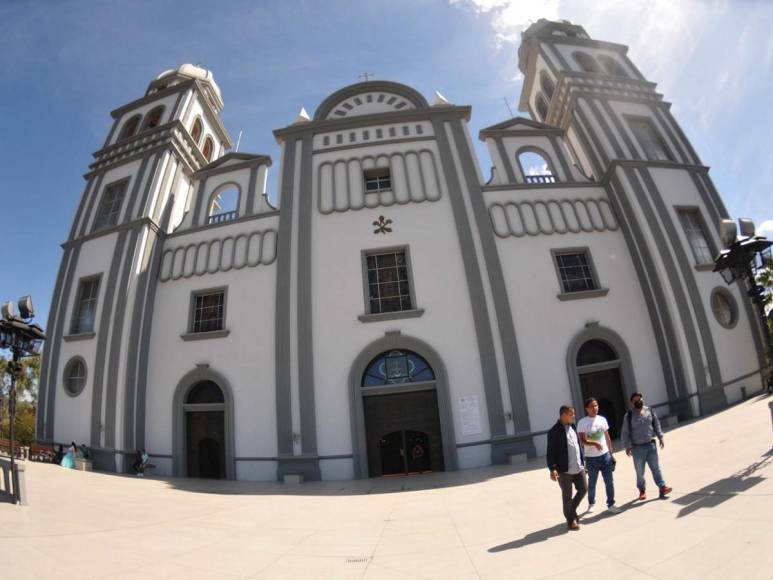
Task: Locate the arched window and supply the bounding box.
[142,106,165,131]
[63,357,87,397]
[535,93,549,121]
[186,380,225,404]
[576,340,618,367]
[202,136,214,161]
[119,115,141,141]
[598,55,629,78]
[191,118,203,144]
[573,51,601,73]
[362,350,435,387]
[208,184,239,224]
[540,71,555,101]
[517,148,556,184]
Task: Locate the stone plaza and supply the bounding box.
[2,395,772,579]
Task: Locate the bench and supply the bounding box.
[0,438,24,460]
[29,442,57,463]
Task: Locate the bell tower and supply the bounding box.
[516,20,767,416]
[37,65,234,472]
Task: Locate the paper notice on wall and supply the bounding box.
[459,395,482,436]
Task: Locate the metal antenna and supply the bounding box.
[235,130,243,153]
[359,72,374,82]
[503,97,515,118]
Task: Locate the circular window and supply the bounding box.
[63,357,87,397]
[710,288,738,329]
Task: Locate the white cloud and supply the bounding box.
[450,0,772,127]
[757,220,773,240]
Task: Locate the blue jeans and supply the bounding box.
[631,441,665,491]
[586,452,615,507]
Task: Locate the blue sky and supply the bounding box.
[1,0,771,327]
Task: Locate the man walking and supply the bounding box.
[546,405,587,530]
[621,392,673,500]
[578,398,621,514]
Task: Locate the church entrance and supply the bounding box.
[184,380,226,478]
[576,340,627,439]
[361,350,444,477]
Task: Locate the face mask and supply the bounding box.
[634,400,644,409]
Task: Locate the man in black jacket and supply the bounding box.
[546,405,587,530]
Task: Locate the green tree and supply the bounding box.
[0,355,41,445]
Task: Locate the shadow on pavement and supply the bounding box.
[672,447,772,518]
[488,522,569,552]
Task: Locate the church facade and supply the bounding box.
[37,19,767,481]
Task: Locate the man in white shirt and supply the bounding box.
[578,398,622,514]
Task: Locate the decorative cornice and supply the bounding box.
[273,106,472,141]
[110,79,195,118]
[88,120,206,177]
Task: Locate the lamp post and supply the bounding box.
[0,296,45,505]
[713,218,773,372]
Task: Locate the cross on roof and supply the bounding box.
[359,72,375,82]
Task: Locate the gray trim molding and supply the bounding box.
[297,134,318,459]
[557,288,609,301]
[709,286,740,330]
[172,366,236,480]
[90,230,129,446]
[158,229,278,282]
[449,119,535,453]
[313,80,429,121]
[62,332,96,342]
[39,244,81,440]
[317,149,443,214]
[274,139,296,457]
[348,332,458,479]
[180,329,230,341]
[62,356,88,398]
[358,309,425,323]
[432,119,506,438]
[489,197,618,238]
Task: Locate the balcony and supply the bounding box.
[524,174,557,185]
[208,211,238,225]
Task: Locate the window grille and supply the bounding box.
[365,250,412,314]
[192,290,225,333]
[364,168,392,194]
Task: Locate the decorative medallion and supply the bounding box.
[373,215,393,234]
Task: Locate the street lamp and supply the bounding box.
[713,218,773,377]
[0,296,46,505]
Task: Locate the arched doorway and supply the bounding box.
[349,333,457,479]
[576,341,626,438]
[184,381,226,478]
[362,350,443,477]
[172,367,235,479]
[566,326,634,440]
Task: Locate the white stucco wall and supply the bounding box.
[310,139,494,471]
[145,215,279,478]
[54,233,120,446]
[487,185,670,448]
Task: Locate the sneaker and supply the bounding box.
[587,503,596,513]
[638,489,647,501]
[607,505,623,514]
[659,485,672,498]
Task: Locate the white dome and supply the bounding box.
[156,64,222,101]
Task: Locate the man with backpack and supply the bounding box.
[621,392,672,500]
